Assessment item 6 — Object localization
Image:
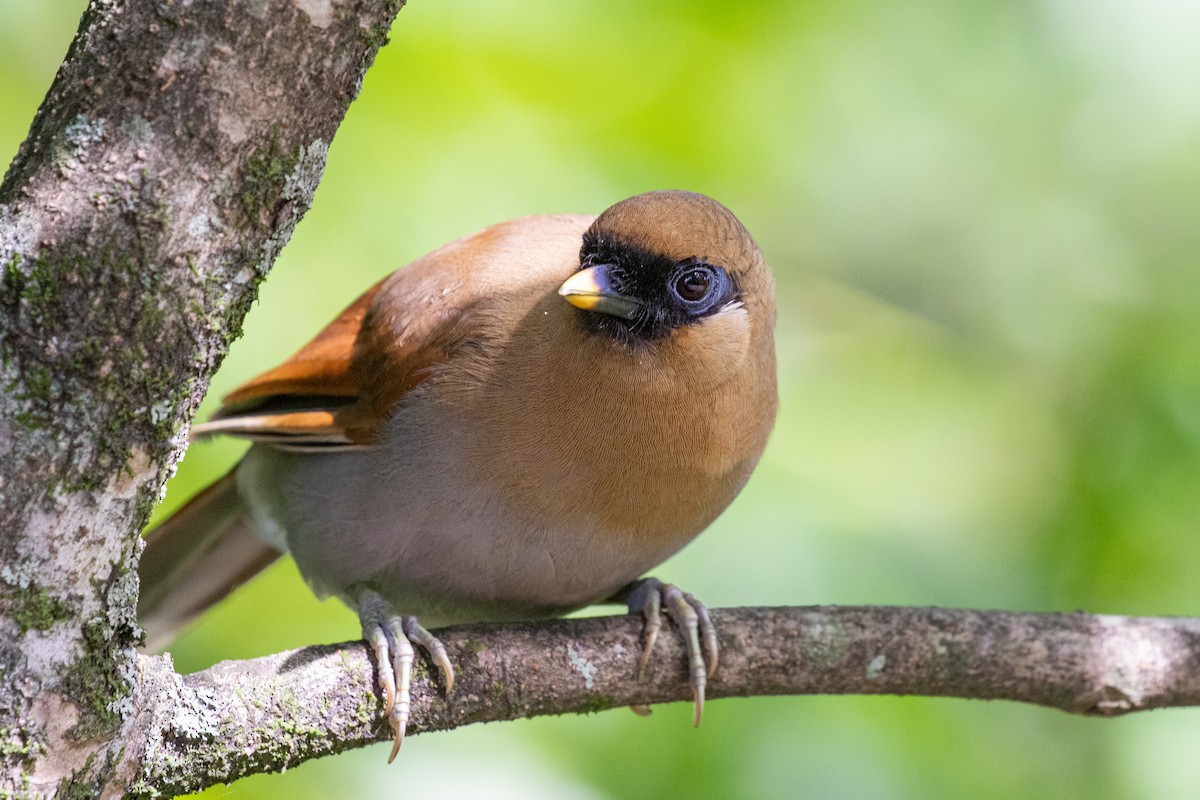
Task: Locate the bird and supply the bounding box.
[138,190,777,761]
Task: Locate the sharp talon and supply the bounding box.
[688,592,720,678]
[366,626,396,716]
[387,617,414,761]
[358,590,456,762]
[388,726,403,763]
[623,578,717,728]
[402,616,456,695]
[387,693,409,762]
[636,587,662,678]
[436,650,456,695]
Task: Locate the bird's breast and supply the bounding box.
[430,298,771,556]
[241,281,774,626]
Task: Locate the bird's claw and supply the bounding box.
[358,589,455,762]
[625,578,718,726]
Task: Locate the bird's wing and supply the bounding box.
[190,214,591,450]
[192,270,464,450]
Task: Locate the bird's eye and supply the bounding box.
[674,268,713,302]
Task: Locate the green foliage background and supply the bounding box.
[5,1,1200,797]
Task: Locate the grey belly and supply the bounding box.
[235,444,654,627]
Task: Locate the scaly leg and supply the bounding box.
[357,588,455,762]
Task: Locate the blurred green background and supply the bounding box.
[6,0,1200,797]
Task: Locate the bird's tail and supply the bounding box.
[137,468,281,651]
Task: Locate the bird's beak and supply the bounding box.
[558,265,642,320]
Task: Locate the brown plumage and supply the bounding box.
[139,190,777,759]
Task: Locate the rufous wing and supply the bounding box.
[189,215,587,450]
[191,273,457,450]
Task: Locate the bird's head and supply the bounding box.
[559,191,773,351]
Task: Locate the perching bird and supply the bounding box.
[138,190,777,760]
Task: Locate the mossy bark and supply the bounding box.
[0,0,404,796]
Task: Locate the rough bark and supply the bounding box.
[129,605,1200,797]
[0,1,403,796]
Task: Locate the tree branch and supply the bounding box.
[0,1,403,796]
[129,605,1200,797]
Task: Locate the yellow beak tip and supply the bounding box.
[560,291,602,311]
[558,267,606,311]
[558,266,642,320]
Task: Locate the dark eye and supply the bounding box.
[674,268,713,302]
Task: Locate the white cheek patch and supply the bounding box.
[701,301,751,340]
[708,300,747,321]
[673,302,753,389]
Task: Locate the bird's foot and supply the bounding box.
[623,577,718,726]
[357,588,455,762]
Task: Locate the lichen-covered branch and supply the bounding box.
[129,605,1200,797]
[0,1,404,796]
